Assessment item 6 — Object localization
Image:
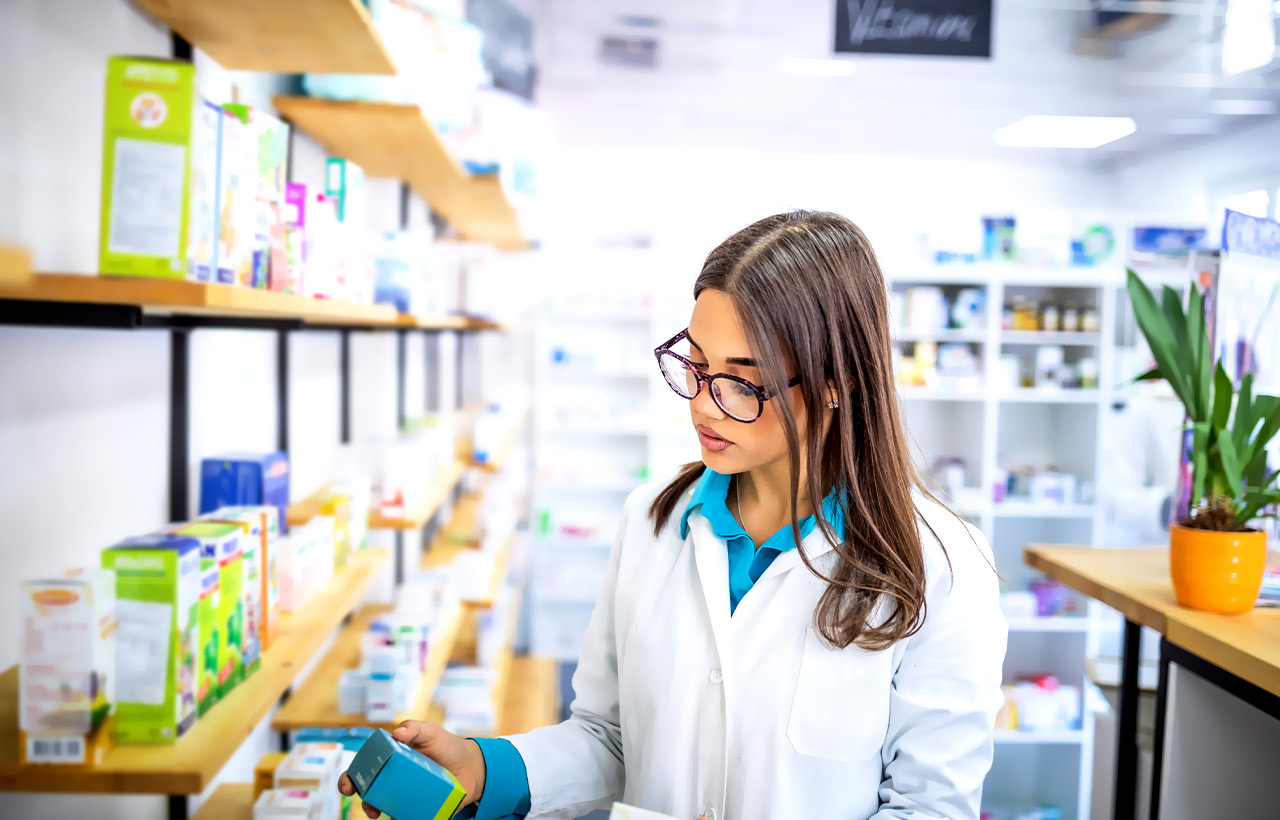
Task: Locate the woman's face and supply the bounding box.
[682,289,808,474]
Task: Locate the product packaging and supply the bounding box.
[325,158,365,224]
[276,743,344,820]
[213,104,256,286]
[302,193,341,300]
[253,788,323,819]
[255,750,288,798]
[215,505,282,651]
[201,508,270,669]
[99,56,207,279]
[101,533,203,744]
[224,104,290,289]
[176,521,247,704]
[17,570,115,765]
[294,726,374,753]
[276,183,308,294]
[188,99,223,282]
[320,488,353,570]
[199,452,291,530]
[982,216,1017,262]
[347,728,465,820]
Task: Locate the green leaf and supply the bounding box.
[1246,394,1280,468]
[1236,488,1280,527]
[1191,421,1210,508]
[1234,373,1255,455]
[1212,361,1233,430]
[1186,285,1209,419]
[1218,432,1245,502]
[1162,285,1195,412]
[1133,366,1164,383]
[1126,271,1194,414]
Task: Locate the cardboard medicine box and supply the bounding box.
[201,509,267,672]
[101,534,203,744]
[216,505,282,651]
[176,521,246,706]
[199,452,290,533]
[99,56,213,280]
[347,728,465,820]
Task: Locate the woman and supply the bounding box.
[340,211,1007,819]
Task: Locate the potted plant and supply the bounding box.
[1126,269,1280,613]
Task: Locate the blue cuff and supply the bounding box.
[461,737,532,820]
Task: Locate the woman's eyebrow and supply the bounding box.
[686,331,758,367]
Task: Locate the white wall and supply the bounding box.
[0,2,442,817]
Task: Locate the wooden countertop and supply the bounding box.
[1025,546,1280,698]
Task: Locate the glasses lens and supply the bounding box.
[711,376,762,421]
[658,351,699,398]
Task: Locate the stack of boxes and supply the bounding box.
[255,742,348,820]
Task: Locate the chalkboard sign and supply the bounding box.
[834,0,993,59]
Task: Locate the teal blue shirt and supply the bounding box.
[465,468,845,819]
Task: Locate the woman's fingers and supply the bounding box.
[362,800,382,819]
[337,772,355,796]
[392,719,433,750]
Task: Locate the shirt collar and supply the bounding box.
[679,468,846,546]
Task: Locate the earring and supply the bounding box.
[828,400,839,409]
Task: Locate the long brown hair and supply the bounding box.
[649,210,949,651]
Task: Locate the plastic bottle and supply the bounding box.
[1041,304,1059,332]
[1062,302,1079,332]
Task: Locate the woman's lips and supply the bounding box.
[696,424,733,453]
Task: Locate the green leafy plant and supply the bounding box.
[1126,269,1280,531]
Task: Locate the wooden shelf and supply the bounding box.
[288,459,466,531]
[497,657,561,735]
[132,0,397,75]
[0,244,31,287]
[0,274,399,324]
[271,601,463,733]
[423,532,515,609]
[192,783,254,820]
[0,549,389,794]
[272,97,526,250]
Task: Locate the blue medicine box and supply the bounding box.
[199,452,289,529]
[296,726,373,752]
[347,728,465,820]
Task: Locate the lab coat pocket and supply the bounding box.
[787,626,893,763]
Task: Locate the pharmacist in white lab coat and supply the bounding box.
[340,211,1008,820]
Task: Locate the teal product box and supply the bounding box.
[347,728,465,820]
[324,158,365,223]
[982,216,1017,261]
[199,452,290,532]
[296,726,374,752]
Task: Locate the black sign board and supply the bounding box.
[834,0,993,59]
[467,0,537,101]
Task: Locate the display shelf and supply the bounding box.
[271,601,464,733]
[192,783,254,820]
[897,385,986,402]
[998,388,1101,404]
[993,729,1085,745]
[992,502,1098,519]
[132,0,397,74]
[287,458,467,531]
[538,424,651,437]
[0,548,389,794]
[1006,616,1091,633]
[895,328,987,343]
[497,658,561,735]
[1001,331,1101,346]
[0,244,31,286]
[272,97,525,250]
[0,274,400,325]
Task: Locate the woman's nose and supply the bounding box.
[690,379,725,419]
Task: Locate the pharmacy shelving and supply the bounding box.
[470,407,532,474]
[896,328,988,343]
[0,548,389,794]
[1000,331,1101,346]
[898,385,986,401]
[287,458,468,531]
[422,531,516,610]
[994,729,1087,745]
[192,783,254,820]
[271,600,464,733]
[272,97,526,251]
[997,388,1102,404]
[0,244,30,286]
[132,0,397,74]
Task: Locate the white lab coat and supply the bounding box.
[507,478,1007,820]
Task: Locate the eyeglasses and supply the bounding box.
[653,328,802,423]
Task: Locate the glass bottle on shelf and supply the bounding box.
[1041,304,1059,332]
[1062,302,1079,332]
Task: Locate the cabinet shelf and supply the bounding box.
[471,408,530,474]
[287,458,467,532]
[272,97,526,251]
[0,549,389,794]
[423,532,516,610]
[498,657,561,735]
[132,0,398,74]
[192,783,254,820]
[271,601,464,733]
[0,244,30,286]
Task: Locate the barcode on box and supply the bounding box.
[27,736,85,764]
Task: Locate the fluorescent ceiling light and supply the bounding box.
[778,58,855,77]
[1223,0,1276,75]
[995,115,1136,148]
[1210,98,1277,114]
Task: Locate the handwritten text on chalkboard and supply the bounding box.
[835,0,993,58]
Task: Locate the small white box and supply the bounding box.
[338,670,368,715]
[254,788,322,819]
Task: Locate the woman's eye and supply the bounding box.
[691,361,710,372]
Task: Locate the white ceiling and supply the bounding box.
[530,0,1280,163]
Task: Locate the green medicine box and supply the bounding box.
[101,534,203,745]
[176,521,246,710]
[99,56,215,280]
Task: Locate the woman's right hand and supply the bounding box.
[337,720,489,818]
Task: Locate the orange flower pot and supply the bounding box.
[1169,524,1267,613]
